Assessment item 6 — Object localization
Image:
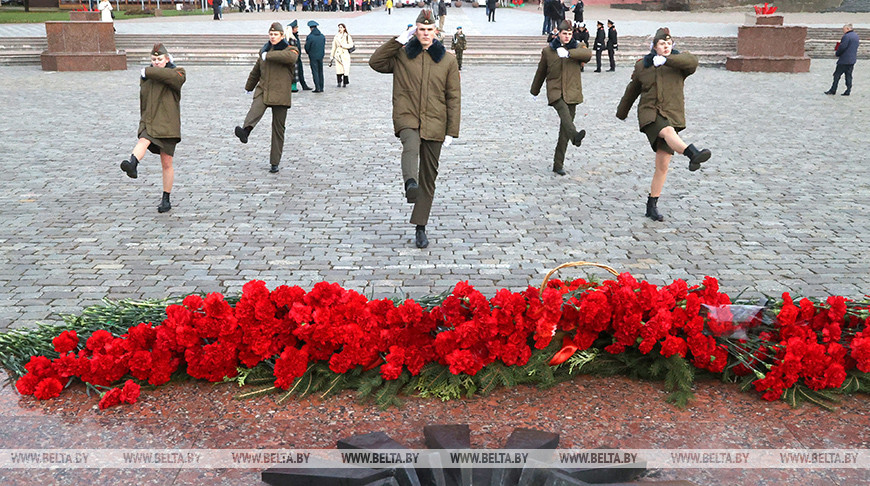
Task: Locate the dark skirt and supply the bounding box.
[138,129,179,157]
[641,114,682,155]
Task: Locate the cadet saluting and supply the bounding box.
[616,27,711,222]
[530,19,592,176]
[234,22,299,174]
[369,10,461,249]
[120,43,186,214]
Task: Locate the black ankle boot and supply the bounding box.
[120,154,139,179]
[343,75,349,87]
[235,126,252,144]
[404,178,419,204]
[572,129,586,147]
[646,195,664,221]
[157,192,171,213]
[684,143,711,171]
[415,225,429,248]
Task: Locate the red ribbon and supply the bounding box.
[363,355,383,371]
[549,336,578,366]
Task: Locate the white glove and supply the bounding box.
[443,135,453,147]
[140,68,146,79]
[397,25,417,45]
[653,55,666,67]
[556,47,569,58]
[261,51,268,61]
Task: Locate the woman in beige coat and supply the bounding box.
[330,23,355,87]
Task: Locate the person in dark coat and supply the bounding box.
[234,22,299,173]
[592,21,604,72]
[573,0,583,23]
[542,0,552,35]
[486,0,496,22]
[531,20,592,176]
[825,23,860,96]
[286,20,312,91]
[120,43,186,213]
[304,20,326,92]
[606,19,617,71]
[369,10,461,249]
[573,22,589,47]
[616,28,711,222]
[213,0,222,19]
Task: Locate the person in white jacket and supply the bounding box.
[330,23,354,87]
[98,0,113,24]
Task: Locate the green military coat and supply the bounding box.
[530,38,592,106]
[139,65,186,140]
[616,51,699,130]
[369,37,461,142]
[245,44,299,107]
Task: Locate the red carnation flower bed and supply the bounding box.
[10,275,870,410]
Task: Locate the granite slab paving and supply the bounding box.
[1,60,868,331]
[1,35,870,486]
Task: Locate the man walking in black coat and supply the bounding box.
[593,21,605,72]
[825,23,860,96]
[304,20,326,92]
[606,19,618,71]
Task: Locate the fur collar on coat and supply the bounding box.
[643,48,680,68]
[404,37,446,63]
[549,37,578,51]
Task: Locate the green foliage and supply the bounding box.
[0,297,180,380]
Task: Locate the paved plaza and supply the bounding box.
[0,53,868,332]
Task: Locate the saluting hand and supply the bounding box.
[397,25,417,45]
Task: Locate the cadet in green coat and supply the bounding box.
[369,10,461,249]
[452,26,466,71]
[530,20,592,176]
[234,22,299,173]
[616,28,711,222]
[120,43,186,214]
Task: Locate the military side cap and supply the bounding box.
[289,19,298,28]
[151,43,168,56]
[558,20,572,32]
[654,27,671,44]
[269,22,284,33]
[307,20,319,27]
[416,9,435,25]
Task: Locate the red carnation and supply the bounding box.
[52,330,79,355]
[120,380,141,404]
[33,377,64,400]
[98,388,122,410]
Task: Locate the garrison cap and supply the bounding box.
[269,22,284,33]
[654,27,671,44]
[151,43,168,56]
[416,9,435,25]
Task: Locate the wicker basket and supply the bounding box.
[540,261,619,293]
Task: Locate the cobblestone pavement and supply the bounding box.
[0,59,867,331]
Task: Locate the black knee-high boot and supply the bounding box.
[343,75,349,87]
[337,74,343,87]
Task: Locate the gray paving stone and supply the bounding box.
[1,59,869,330]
